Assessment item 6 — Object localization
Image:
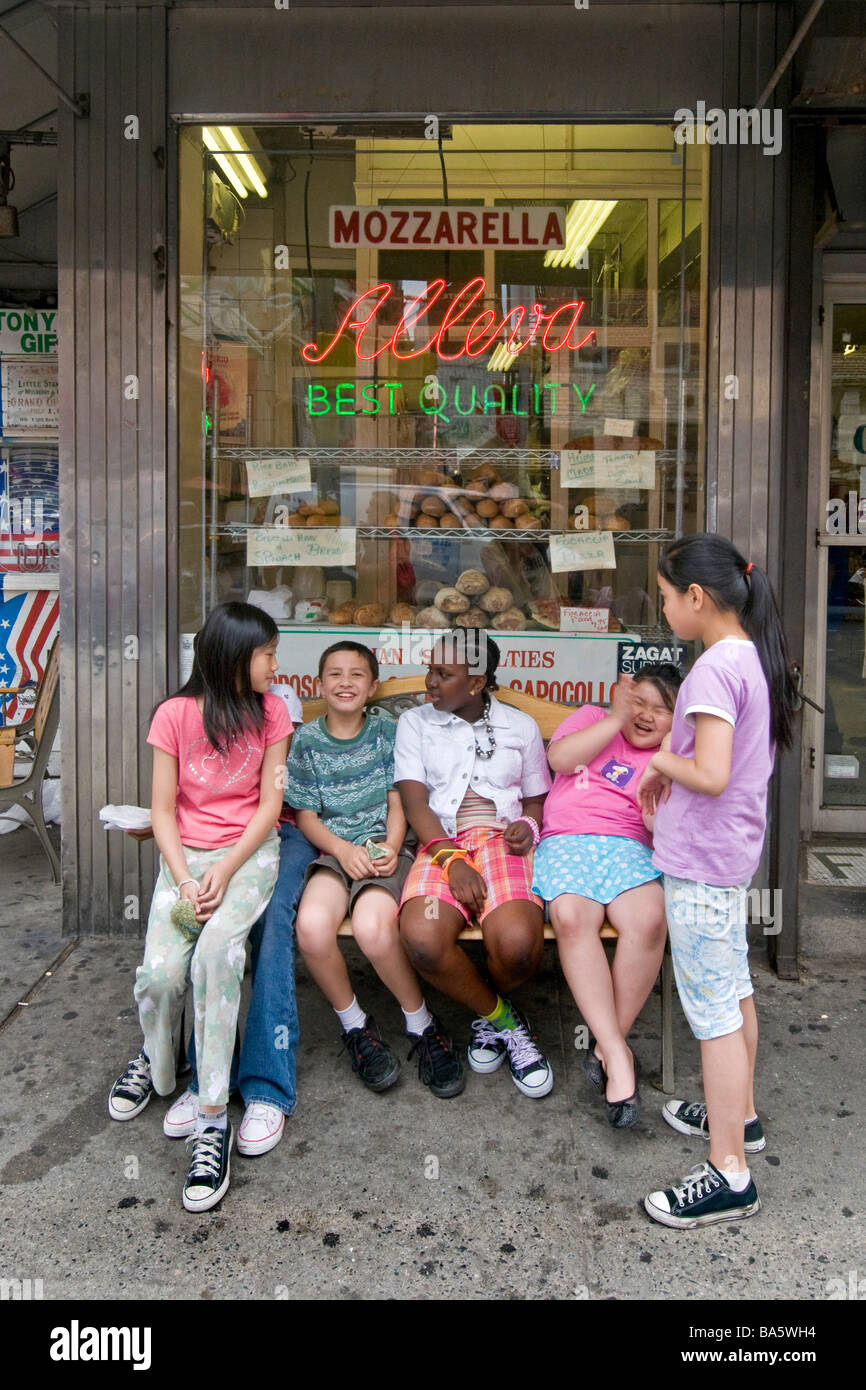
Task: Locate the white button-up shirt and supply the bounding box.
[394,694,551,838]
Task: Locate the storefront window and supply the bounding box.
[178,123,706,698]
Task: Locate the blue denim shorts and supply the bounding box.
[663,874,753,1041]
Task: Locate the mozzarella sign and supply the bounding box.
[329,205,565,251]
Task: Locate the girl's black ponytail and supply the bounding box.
[659,533,797,749]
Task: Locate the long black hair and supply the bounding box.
[658,533,796,748]
[167,601,278,752]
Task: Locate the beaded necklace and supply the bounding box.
[472,694,496,761]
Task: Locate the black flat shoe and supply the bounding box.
[582,1037,606,1092]
[605,1050,642,1129]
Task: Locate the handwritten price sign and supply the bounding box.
[245,456,313,497]
[246,527,357,568]
[560,450,656,490]
[549,531,616,573]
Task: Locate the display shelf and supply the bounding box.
[209,524,675,544]
[215,446,563,467]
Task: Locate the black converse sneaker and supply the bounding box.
[644,1160,760,1229]
[182,1121,233,1213]
[341,1016,401,1092]
[662,1098,766,1154]
[499,1009,553,1099]
[108,1050,153,1121]
[407,1016,465,1098]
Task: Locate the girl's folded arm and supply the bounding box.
[650,713,734,797]
[150,747,193,887]
[397,779,457,851]
[218,736,289,878]
[547,715,622,774]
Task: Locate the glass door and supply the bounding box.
[813,291,866,831]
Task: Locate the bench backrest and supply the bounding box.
[301,675,572,740]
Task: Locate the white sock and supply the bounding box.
[745,1113,758,1124]
[723,1167,752,1192]
[335,996,367,1033]
[196,1107,227,1133]
[403,1002,433,1036]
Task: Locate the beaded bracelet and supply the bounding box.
[173,878,198,898]
[515,816,541,847]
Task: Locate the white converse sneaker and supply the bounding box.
[163,1088,198,1139]
[237,1102,285,1156]
[467,1017,507,1074]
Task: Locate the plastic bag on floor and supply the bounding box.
[0,777,61,833]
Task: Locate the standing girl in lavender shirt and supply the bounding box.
[638,534,796,1229]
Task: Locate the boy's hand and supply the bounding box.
[337,842,375,881]
[369,843,398,876]
[447,858,487,915]
[503,820,534,856]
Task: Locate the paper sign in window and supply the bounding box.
[245,456,312,497]
[549,531,616,574]
[246,527,356,568]
[561,450,656,490]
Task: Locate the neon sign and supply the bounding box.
[301,277,595,366]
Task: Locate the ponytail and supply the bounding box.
[658,533,797,749]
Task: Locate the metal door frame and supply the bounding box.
[804,266,866,834]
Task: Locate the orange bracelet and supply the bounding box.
[442,850,472,882]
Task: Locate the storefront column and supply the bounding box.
[58,4,169,935]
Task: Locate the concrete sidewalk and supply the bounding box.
[0,825,863,1302]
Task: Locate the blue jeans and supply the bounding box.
[187,821,318,1114]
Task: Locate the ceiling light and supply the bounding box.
[203,128,248,200]
[217,127,268,198]
[544,200,617,268]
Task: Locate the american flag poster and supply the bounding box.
[0,584,59,724]
[0,448,59,574]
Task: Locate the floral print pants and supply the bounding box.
[134,832,280,1106]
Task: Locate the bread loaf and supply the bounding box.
[414,606,451,628]
[439,513,462,528]
[353,602,387,625]
[476,498,500,519]
[520,513,543,530]
[501,497,531,519]
[454,606,488,627]
[319,497,340,515]
[421,495,447,517]
[489,515,512,529]
[306,514,331,527]
[479,586,513,614]
[415,514,438,529]
[455,569,490,596]
[389,603,416,624]
[488,481,520,501]
[328,603,358,624]
[492,607,527,630]
[435,588,471,614]
[603,514,630,531]
[382,513,401,528]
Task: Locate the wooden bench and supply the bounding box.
[0,637,60,881]
[302,677,675,1093]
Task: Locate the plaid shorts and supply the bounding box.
[400,826,542,924]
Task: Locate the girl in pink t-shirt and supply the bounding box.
[532,664,682,1129]
[108,602,291,1213]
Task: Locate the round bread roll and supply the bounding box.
[489,515,513,529]
[382,512,401,528]
[414,606,451,629]
[389,603,416,624]
[353,602,387,625]
[520,513,543,530]
[421,495,447,517]
[455,569,490,596]
[479,586,513,614]
[476,498,500,519]
[492,607,527,631]
[415,514,439,529]
[488,481,520,501]
[418,468,446,487]
[501,497,531,519]
[572,512,597,530]
[469,463,499,484]
[296,500,317,517]
[306,514,331,527]
[603,514,630,531]
[435,587,471,614]
[328,603,358,624]
[319,497,340,515]
[439,514,462,529]
[591,494,618,517]
[454,606,488,628]
[288,511,306,527]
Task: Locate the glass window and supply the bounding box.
[178,123,707,691]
